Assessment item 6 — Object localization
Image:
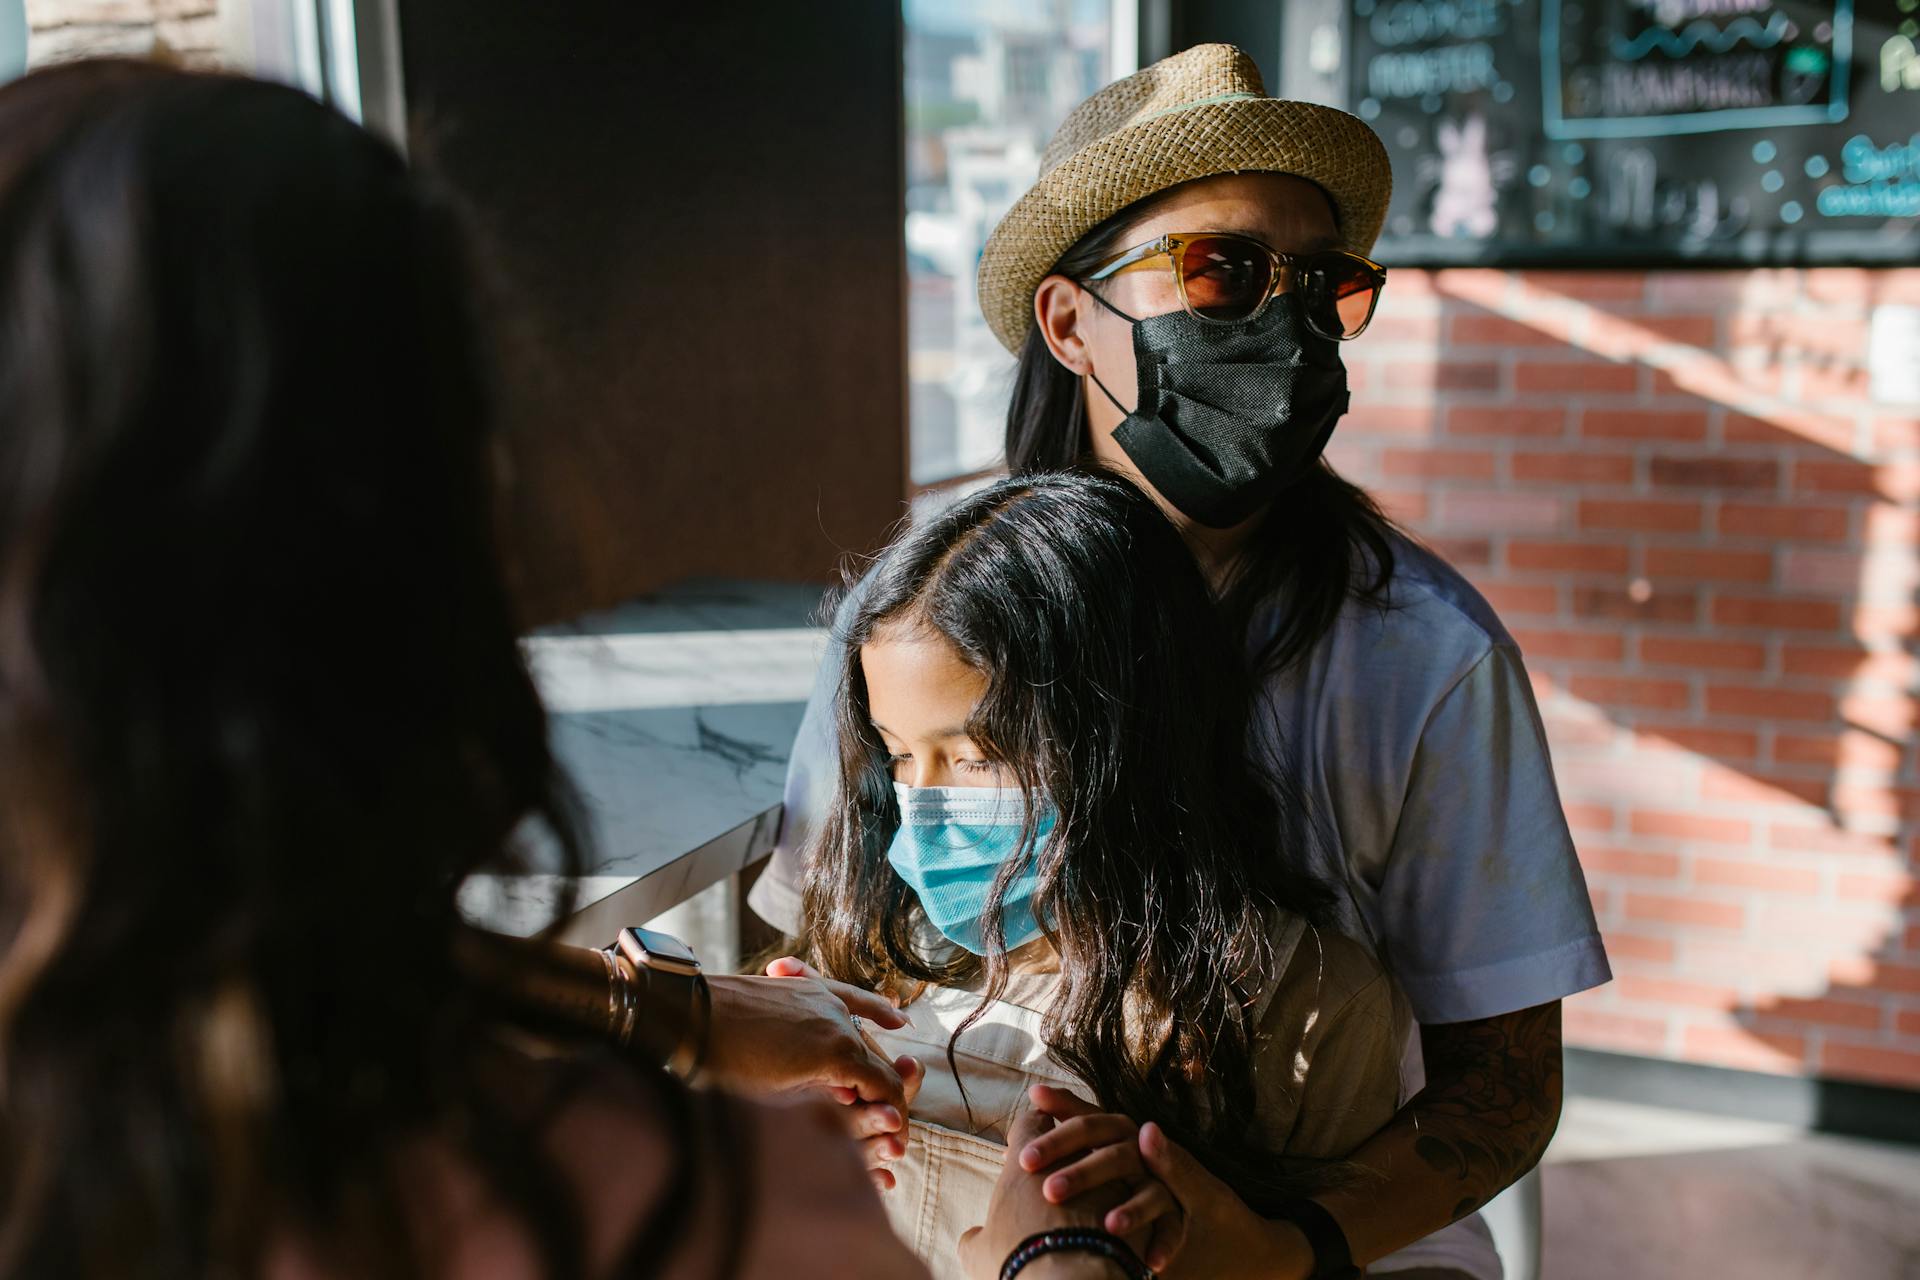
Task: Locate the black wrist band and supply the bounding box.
[1270,1199,1358,1280]
[1000,1228,1154,1280]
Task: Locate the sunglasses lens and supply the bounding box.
[1305,253,1383,340]
[1178,235,1275,322]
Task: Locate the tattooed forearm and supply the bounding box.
[1408,1000,1564,1223]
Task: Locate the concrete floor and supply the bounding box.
[1541,1097,1920,1279]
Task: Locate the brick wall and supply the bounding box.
[1325,266,1920,1091]
[25,0,223,68]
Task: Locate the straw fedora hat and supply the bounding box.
[976,43,1391,353]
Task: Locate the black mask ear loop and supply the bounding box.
[1074,281,1141,418]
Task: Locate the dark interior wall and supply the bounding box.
[396,3,907,625]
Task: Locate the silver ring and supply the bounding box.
[851,1014,864,1033]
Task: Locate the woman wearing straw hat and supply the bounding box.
[753,43,1609,1280]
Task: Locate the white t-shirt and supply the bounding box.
[747,531,1610,1278]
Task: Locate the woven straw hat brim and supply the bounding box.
[977,97,1391,353]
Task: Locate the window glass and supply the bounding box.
[905,0,1135,486]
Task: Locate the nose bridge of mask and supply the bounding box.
[892,783,1054,857]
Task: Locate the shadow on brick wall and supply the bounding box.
[1327,266,1920,1091]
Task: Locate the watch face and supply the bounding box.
[623,927,700,972]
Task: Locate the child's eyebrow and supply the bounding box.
[871,720,974,741]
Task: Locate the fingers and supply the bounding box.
[1027,1082,1101,1119]
[860,1130,907,1169]
[1041,1140,1146,1204]
[897,1055,924,1106]
[822,977,909,1029]
[1136,1120,1205,1191]
[843,1101,905,1139]
[764,955,818,979]
[1104,1178,1179,1237]
[833,1046,908,1113]
[869,1167,896,1192]
[1018,1112,1139,1172]
[1143,1198,1188,1274]
[1003,1108,1058,1151]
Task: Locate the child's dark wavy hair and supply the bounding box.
[800,467,1346,1206]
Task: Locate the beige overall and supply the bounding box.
[862,916,1405,1280]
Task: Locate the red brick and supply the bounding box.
[1681,1024,1808,1073]
[1381,361,1504,392]
[1871,268,1920,304]
[1649,455,1779,490]
[1364,313,1445,344]
[1579,846,1683,879]
[1627,892,1747,930]
[1580,499,1703,533]
[1839,693,1918,741]
[1603,931,1677,964]
[1448,314,1569,346]
[1509,540,1631,574]
[1631,810,1752,844]
[1563,801,1615,833]
[1650,269,1799,308]
[1381,447,1498,480]
[1837,871,1918,904]
[1569,675,1692,710]
[1580,409,1710,442]
[1347,405,1439,438]
[1586,311,1718,357]
[1427,536,1492,567]
[1700,767,1829,808]
[1444,405,1568,437]
[1705,685,1835,722]
[1642,725,1760,761]
[1616,974,1741,1011]
[1475,583,1562,616]
[1638,636,1766,671]
[1711,596,1844,632]
[1514,361,1639,393]
[1800,364,1872,400]
[1898,1010,1920,1037]
[1563,1005,1669,1055]
[1803,267,1876,304]
[1693,857,1821,895]
[1774,731,1905,773]
[1517,271,1651,303]
[1862,505,1920,545]
[1510,628,1626,662]
[1831,959,1920,996]
[1781,644,1871,679]
[1832,783,1920,822]
[1509,452,1637,486]
[1685,942,1832,987]
[1722,411,1858,452]
[1796,461,1920,502]
[1718,503,1851,542]
[1545,716,1619,750]
[1780,549,1892,596]
[1768,824,1899,857]
[1642,547,1774,584]
[1759,996,1885,1032]
[1875,415,1920,451]
[1757,903,1891,946]
[1853,603,1920,644]
[1372,489,1430,523]
[1435,490,1568,532]
[1820,1043,1920,1088]
[1572,585,1698,623]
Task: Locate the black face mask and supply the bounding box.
[1086,294,1350,529]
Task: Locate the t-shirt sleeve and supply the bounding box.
[745,583,857,935]
[1375,643,1611,1025]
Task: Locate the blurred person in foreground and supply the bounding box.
[0,60,1134,1280]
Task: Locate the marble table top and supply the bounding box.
[459,578,830,943]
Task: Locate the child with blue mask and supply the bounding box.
[786,470,1408,1280]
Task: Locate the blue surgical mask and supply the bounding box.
[885,782,1056,956]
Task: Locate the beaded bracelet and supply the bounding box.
[999,1228,1156,1280]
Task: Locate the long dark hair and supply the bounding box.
[0,62,693,1279]
[1003,190,1399,674]
[800,469,1343,1206]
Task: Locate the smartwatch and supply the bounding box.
[607,926,711,1080]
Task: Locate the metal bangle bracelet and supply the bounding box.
[601,946,643,1049]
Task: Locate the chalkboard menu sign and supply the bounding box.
[1342,0,1920,264]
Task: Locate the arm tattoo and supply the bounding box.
[1409,1000,1563,1223]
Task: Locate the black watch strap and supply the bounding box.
[1271,1199,1358,1280]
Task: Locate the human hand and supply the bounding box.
[1018,1084,1182,1267]
[956,1107,1149,1280]
[698,959,910,1118]
[1134,1121,1315,1280]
